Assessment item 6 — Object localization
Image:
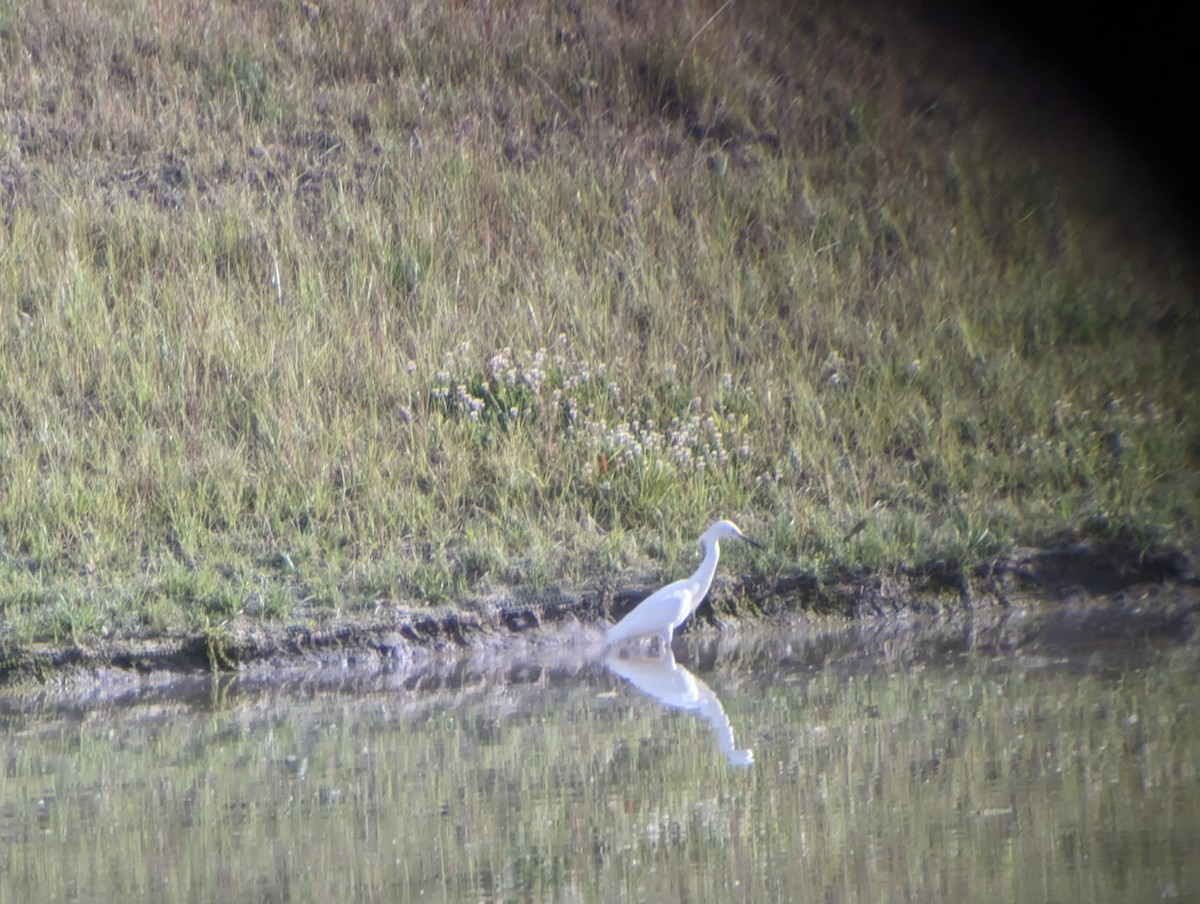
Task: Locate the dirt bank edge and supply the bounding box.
[2,540,1196,690]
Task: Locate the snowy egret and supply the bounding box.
[606,519,759,649]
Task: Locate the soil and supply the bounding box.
[2,539,1197,696]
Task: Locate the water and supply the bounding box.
[1,608,1197,903]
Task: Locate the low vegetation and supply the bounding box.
[0,0,1196,646]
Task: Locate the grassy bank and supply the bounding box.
[0,0,1196,646]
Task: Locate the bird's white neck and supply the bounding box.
[689,536,722,609]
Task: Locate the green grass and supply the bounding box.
[0,0,1196,644]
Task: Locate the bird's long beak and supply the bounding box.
[740,534,764,550]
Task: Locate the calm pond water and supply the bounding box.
[1,606,1197,903]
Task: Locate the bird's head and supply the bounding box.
[703,519,762,549]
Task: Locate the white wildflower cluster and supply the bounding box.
[586,412,743,475]
[824,350,848,388]
[427,336,754,480]
[667,414,731,470]
[430,342,479,416]
[431,341,557,424]
[454,383,486,421]
[487,346,548,394]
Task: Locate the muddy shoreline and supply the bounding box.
[2,539,1197,694]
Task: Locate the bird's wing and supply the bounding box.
[606,578,692,643]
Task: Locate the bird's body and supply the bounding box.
[606,520,756,649]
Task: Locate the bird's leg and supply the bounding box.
[656,627,673,656]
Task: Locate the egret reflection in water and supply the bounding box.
[605,648,754,767]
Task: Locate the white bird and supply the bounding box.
[606,519,759,650]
